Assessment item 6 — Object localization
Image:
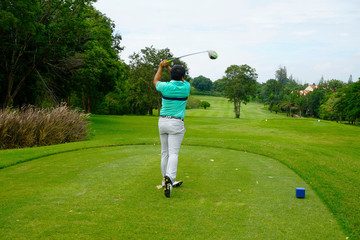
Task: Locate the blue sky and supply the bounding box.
[94,0,360,83]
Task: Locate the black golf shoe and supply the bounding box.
[173,180,183,187]
[164,176,173,198]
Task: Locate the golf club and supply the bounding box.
[166,50,218,63]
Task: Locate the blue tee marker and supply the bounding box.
[296,187,305,198]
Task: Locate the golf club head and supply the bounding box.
[208,50,218,60]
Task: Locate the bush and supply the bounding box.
[0,104,89,149]
[186,96,201,109]
[272,105,280,114]
[200,101,211,109]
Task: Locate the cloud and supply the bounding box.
[339,33,350,37]
[313,62,332,71]
[94,0,360,83]
[292,31,316,37]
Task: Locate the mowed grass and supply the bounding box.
[0,146,344,239]
[187,96,234,118]
[1,96,359,239]
[187,95,285,120]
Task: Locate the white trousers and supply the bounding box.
[158,118,185,183]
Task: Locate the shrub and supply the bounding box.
[186,96,201,109]
[200,101,211,109]
[272,105,280,114]
[0,104,89,149]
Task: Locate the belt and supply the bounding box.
[160,115,184,121]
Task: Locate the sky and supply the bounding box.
[93,0,360,84]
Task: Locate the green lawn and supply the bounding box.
[1,96,359,239]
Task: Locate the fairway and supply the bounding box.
[0,145,344,239]
[1,96,359,239]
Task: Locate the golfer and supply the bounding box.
[153,60,190,198]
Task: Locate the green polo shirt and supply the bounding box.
[156,80,191,119]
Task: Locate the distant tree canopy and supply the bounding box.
[0,0,125,112]
[212,78,226,92]
[318,79,345,91]
[192,75,212,91]
[275,66,299,90]
[275,66,288,86]
[1,2,359,124]
[258,65,360,125]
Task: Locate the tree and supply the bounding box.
[272,105,279,114]
[279,95,293,117]
[212,78,226,93]
[296,94,307,118]
[339,80,360,124]
[0,0,124,112]
[273,66,300,90]
[127,46,188,115]
[286,74,299,89]
[319,79,344,92]
[319,92,339,120]
[275,66,287,85]
[257,66,303,114]
[192,75,212,91]
[200,101,210,109]
[71,8,126,113]
[1,0,88,107]
[333,90,346,123]
[223,65,258,118]
[305,89,328,118]
[263,79,283,110]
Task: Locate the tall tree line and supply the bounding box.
[258,66,360,125]
[2,2,358,121]
[0,0,126,112]
[0,0,257,117]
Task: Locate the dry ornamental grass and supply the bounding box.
[0,104,89,149]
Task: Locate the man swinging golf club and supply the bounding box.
[153,60,190,198]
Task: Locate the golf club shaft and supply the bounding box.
[166,51,209,63]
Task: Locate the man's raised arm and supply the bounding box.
[153,60,171,87]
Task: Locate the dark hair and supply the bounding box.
[171,65,186,80]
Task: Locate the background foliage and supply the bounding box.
[0,0,359,121]
[0,0,125,113]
